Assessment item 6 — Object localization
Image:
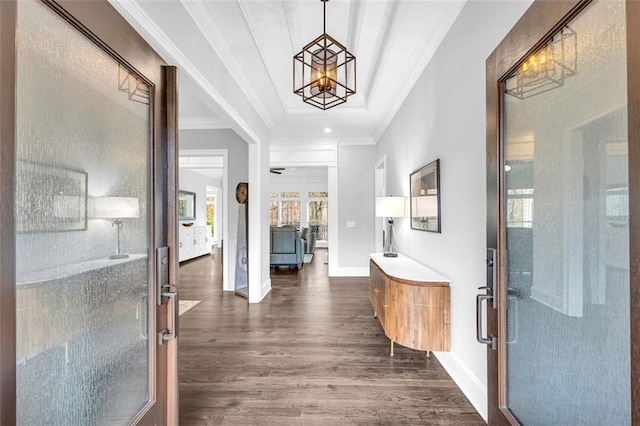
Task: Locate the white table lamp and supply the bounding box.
[91,197,140,259]
[375,196,407,257]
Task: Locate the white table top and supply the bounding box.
[370,253,451,283]
[17,254,148,286]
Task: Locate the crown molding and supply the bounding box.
[238,0,290,114]
[338,137,375,146]
[180,0,276,130]
[109,0,264,145]
[371,1,466,141]
[180,117,231,130]
[347,0,365,57]
[363,0,399,105]
[271,138,340,148]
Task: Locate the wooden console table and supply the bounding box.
[369,253,450,357]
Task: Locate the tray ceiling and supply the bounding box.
[111,0,466,144]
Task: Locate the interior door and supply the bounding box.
[0,0,178,423]
[484,0,639,424]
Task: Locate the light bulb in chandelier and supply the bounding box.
[310,48,337,96]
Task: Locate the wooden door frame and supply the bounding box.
[0,1,18,423]
[0,0,178,423]
[486,0,639,423]
[627,2,640,423]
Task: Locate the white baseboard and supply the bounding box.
[434,351,488,422]
[259,278,272,301]
[332,267,369,277]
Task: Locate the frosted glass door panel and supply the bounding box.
[502,1,629,424]
[15,1,152,424]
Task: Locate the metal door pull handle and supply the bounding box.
[158,290,177,345]
[476,287,497,349]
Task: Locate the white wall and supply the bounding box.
[336,145,376,275]
[375,0,532,420]
[178,168,221,228]
[180,129,248,292]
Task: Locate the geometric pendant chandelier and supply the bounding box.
[293,0,356,110]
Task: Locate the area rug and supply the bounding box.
[303,253,314,264]
[179,300,202,316]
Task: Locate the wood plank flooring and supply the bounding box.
[178,249,484,425]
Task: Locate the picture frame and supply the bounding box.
[16,161,88,233]
[178,190,196,220]
[410,159,441,233]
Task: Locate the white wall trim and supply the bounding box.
[180,149,231,291]
[435,351,488,422]
[328,166,339,277]
[270,142,339,168]
[180,117,231,130]
[248,144,269,303]
[338,137,376,146]
[259,279,272,302]
[335,267,369,277]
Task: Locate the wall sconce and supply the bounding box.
[375,196,407,257]
[505,25,576,99]
[90,197,140,259]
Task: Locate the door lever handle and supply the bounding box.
[476,286,497,350]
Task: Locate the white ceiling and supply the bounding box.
[112,0,466,144]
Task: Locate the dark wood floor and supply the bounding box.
[177,249,484,425]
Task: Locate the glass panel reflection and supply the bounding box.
[503,1,630,424]
[15,1,151,424]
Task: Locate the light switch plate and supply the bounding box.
[346,221,355,228]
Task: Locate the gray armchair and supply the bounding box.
[300,227,317,254]
[270,226,303,269]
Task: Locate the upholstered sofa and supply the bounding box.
[270,226,303,268]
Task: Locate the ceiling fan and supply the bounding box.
[270,167,285,175]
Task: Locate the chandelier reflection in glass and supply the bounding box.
[505,25,577,99]
[293,0,356,110]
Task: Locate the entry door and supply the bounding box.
[0,0,178,424]
[484,0,639,424]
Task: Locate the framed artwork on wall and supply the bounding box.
[16,161,88,233]
[178,190,196,220]
[410,159,441,233]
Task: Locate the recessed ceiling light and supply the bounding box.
[323,127,332,133]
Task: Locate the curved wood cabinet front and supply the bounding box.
[369,258,388,329]
[370,256,450,353]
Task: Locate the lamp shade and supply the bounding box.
[375,196,407,218]
[90,197,140,219]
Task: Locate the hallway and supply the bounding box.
[177,251,483,425]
